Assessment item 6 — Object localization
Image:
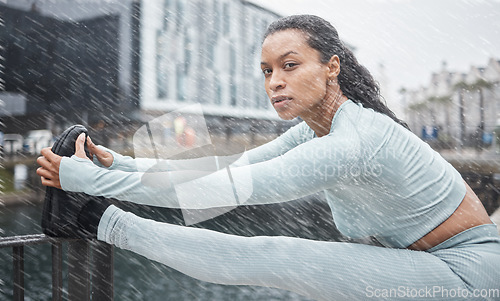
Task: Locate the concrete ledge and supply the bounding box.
[0,191,41,207]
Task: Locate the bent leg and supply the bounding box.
[98,206,492,301]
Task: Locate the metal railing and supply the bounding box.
[0,234,113,301]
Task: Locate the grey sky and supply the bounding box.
[249,0,500,108]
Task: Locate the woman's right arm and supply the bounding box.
[92,122,310,173]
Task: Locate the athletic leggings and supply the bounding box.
[99,205,500,301]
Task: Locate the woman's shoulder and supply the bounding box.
[339,100,406,133]
[333,100,417,151]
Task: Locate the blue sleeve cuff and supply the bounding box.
[60,155,95,192]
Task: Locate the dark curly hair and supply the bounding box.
[263,15,409,129]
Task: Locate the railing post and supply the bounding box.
[91,241,114,300]
[51,241,63,301]
[2,235,114,300]
[12,246,24,301]
[67,240,91,300]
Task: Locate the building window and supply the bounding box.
[163,0,173,30]
[215,75,221,105]
[207,43,215,68]
[175,0,183,34]
[184,28,191,75]
[213,0,220,33]
[230,83,237,106]
[176,66,185,101]
[223,2,229,36]
[157,72,167,99]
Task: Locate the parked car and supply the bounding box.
[3,133,24,154]
[23,129,53,155]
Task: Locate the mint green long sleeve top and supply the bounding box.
[59,100,466,248]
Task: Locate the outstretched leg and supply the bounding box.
[99,205,500,301]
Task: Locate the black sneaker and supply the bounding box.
[41,125,96,238]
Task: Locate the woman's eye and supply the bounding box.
[262,68,272,75]
[284,62,297,69]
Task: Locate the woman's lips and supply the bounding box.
[272,96,292,108]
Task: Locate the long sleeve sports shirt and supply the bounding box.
[60,100,465,248]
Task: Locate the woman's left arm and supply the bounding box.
[47,131,359,209]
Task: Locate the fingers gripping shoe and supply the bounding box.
[41,124,97,238]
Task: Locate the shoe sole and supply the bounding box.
[41,125,90,237]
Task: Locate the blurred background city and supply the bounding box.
[0,0,499,300]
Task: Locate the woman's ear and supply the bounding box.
[327,55,341,79]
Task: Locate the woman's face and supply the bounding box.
[261,29,333,120]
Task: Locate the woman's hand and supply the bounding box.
[86,137,113,168]
[36,133,90,189]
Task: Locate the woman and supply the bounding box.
[37,15,500,300]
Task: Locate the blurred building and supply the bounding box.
[0,1,135,135]
[142,0,279,118]
[0,0,291,142]
[403,59,500,148]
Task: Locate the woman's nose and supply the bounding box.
[269,71,286,91]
